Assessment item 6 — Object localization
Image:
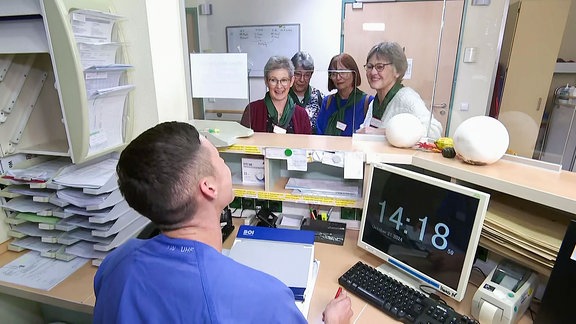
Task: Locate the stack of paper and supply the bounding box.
[481,197,566,273]
[228,225,316,302]
[68,9,134,156]
[1,155,149,265]
[285,178,361,199]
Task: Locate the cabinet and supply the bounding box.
[0,1,132,163]
[0,0,189,164]
[541,98,576,171]
[220,133,576,277]
[497,0,571,158]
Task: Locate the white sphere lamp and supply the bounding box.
[386,113,425,148]
[453,116,509,165]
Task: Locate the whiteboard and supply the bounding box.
[226,24,300,77]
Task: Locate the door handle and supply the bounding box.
[432,103,447,109]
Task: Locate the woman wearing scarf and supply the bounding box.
[289,51,324,134]
[240,56,312,134]
[316,53,373,136]
[360,42,443,139]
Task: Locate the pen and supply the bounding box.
[335,287,342,298]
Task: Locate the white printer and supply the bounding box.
[471,260,537,324]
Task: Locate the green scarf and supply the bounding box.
[265,92,295,129]
[325,88,365,136]
[289,86,311,107]
[372,82,403,120]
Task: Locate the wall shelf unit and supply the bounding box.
[219,132,576,278]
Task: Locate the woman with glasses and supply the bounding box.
[360,42,442,139]
[289,51,324,134]
[316,53,373,136]
[240,56,312,134]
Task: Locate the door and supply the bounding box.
[497,0,570,158]
[343,0,463,136]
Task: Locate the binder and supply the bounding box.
[228,225,315,301]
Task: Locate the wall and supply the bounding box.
[114,0,190,138]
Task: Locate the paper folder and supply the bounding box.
[228,225,315,302]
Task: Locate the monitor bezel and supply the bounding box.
[357,162,490,302]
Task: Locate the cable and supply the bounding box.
[472,266,487,278]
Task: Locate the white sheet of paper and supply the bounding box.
[77,42,121,69]
[0,251,88,291]
[88,85,134,155]
[344,151,364,179]
[321,152,344,168]
[70,9,121,43]
[287,149,308,171]
[405,58,413,80]
[190,53,248,99]
[53,158,117,189]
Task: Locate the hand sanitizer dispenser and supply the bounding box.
[471,260,537,324]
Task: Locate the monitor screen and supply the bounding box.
[358,163,489,302]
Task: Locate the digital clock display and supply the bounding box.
[361,166,480,290]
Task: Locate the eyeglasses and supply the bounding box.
[294,71,313,80]
[328,70,353,79]
[268,78,291,86]
[364,63,393,72]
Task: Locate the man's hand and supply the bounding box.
[322,291,353,324]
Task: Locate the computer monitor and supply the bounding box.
[358,163,490,302]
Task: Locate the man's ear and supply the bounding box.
[199,176,217,200]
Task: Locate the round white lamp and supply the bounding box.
[453,116,509,165]
[386,113,425,148]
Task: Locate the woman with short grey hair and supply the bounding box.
[360,42,442,139]
[241,55,312,134]
[289,51,324,133]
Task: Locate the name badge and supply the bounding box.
[369,118,383,128]
[273,125,287,134]
[336,121,347,131]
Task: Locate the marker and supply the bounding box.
[335,287,342,298]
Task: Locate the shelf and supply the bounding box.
[16,139,69,157]
[233,177,362,208]
[555,62,576,73]
[411,152,576,215]
[0,18,49,54]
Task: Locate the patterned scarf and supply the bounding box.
[325,88,365,136]
[372,82,403,120]
[265,92,295,128]
[289,86,311,107]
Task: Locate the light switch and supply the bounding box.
[463,47,478,63]
[460,102,469,111]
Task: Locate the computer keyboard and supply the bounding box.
[338,261,479,324]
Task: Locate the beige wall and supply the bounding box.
[114,0,191,138]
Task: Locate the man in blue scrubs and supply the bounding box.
[93,122,352,323]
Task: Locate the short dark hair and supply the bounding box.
[116,122,213,231]
[327,53,362,91]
